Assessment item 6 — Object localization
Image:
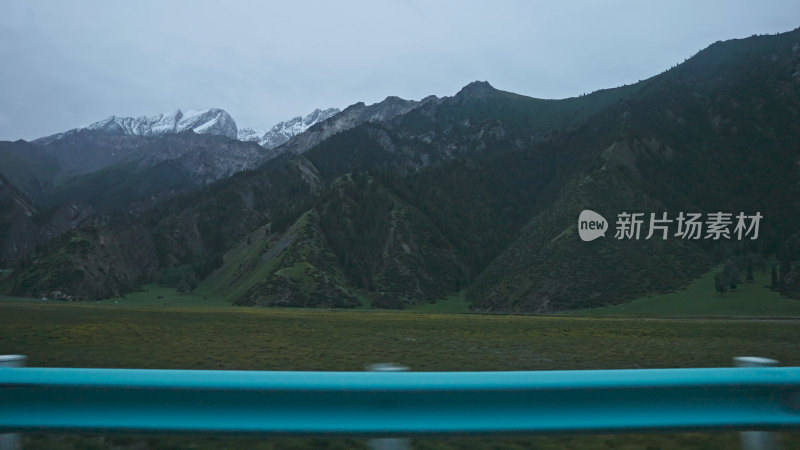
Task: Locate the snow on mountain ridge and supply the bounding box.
[237,127,263,142]
[238,107,340,149]
[37,107,341,149]
[83,108,239,139]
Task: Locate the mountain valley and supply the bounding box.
[2,29,800,312]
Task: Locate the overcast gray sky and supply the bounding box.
[1,0,798,141]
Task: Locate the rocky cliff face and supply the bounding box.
[0,175,94,268]
[131,132,280,184]
[0,175,38,267]
[280,96,437,155]
[4,225,157,300]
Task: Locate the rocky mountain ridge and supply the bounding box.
[238,108,340,148]
[36,108,239,145]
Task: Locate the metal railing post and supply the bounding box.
[735,356,780,450]
[367,363,411,450]
[0,355,25,450]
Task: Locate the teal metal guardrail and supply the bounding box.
[1,367,799,436]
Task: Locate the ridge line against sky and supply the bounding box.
[1,0,799,141]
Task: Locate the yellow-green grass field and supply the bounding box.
[2,297,800,449]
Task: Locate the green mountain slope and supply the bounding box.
[468,30,800,312]
[233,209,359,308]
[467,162,712,312]
[43,159,196,213]
[3,225,156,300]
[201,174,466,309]
[316,174,467,308]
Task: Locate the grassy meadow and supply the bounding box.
[2,264,800,448]
[573,266,800,317]
[4,299,800,371]
[2,290,800,448]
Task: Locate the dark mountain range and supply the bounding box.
[0,175,39,267]
[0,140,60,200]
[0,132,282,270]
[0,105,348,212]
[34,108,240,146]
[0,95,452,268]
[39,131,282,211]
[0,129,280,217]
[2,28,799,310]
[0,174,94,268]
[468,31,800,311]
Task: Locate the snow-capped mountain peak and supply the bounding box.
[238,107,340,149]
[85,108,238,139]
[36,106,341,150]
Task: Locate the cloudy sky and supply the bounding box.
[1,0,798,141]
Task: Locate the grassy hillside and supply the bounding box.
[468,163,712,312]
[469,29,800,312]
[317,175,467,308]
[197,174,468,308]
[200,223,279,302]
[409,292,470,313]
[225,210,359,308]
[1,226,157,300]
[572,265,800,317]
